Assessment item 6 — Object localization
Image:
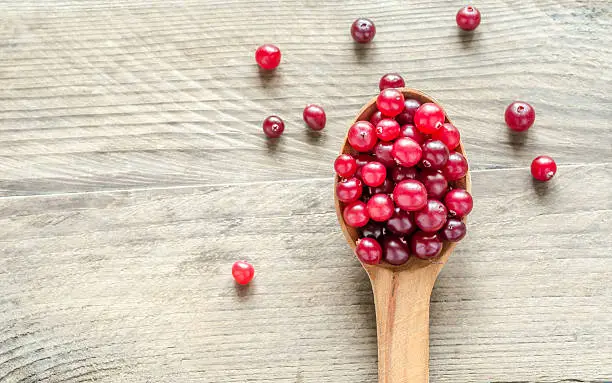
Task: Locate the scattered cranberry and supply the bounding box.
[348,121,378,152]
[392,137,422,167]
[334,154,357,178]
[351,18,376,43]
[379,73,405,90]
[303,104,326,131]
[232,261,255,285]
[410,232,443,259]
[376,119,401,141]
[418,170,448,200]
[373,141,396,167]
[369,178,394,194]
[391,166,418,183]
[361,162,387,187]
[370,111,384,126]
[443,152,468,181]
[393,180,427,211]
[433,123,460,150]
[421,140,450,170]
[456,6,481,31]
[396,99,421,125]
[505,101,535,132]
[399,124,426,145]
[355,238,382,265]
[367,194,395,222]
[336,177,363,203]
[343,200,370,227]
[382,236,411,265]
[415,199,448,232]
[414,103,445,134]
[531,155,557,181]
[255,44,281,70]
[376,89,405,117]
[360,221,385,240]
[438,218,466,242]
[444,189,473,217]
[262,115,285,138]
[387,208,416,235]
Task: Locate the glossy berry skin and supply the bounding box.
[505,101,536,132]
[373,141,396,168]
[351,18,376,43]
[531,155,557,181]
[303,104,326,131]
[396,99,421,125]
[444,189,473,217]
[376,88,405,117]
[393,180,428,211]
[343,200,370,227]
[438,218,466,242]
[379,73,405,90]
[369,178,394,195]
[355,238,382,265]
[421,140,450,170]
[418,170,448,200]
[400,124,426,145]
[360,221,385,240]
[255,44,281,70]
[361,161,387,187]
[376,119,401,141]
[386,208,416,235]
[415,199,448,232]
[366,193,395,222]
[433,123,460,150]
[370,111,384,126]
[410,231,443,259]
[262,115,285,138]
[334,154,357,178]
[443,152,468,181]
[382,236,411,266]
[414,103,445,134]
[392,137,422,167]
[336,177,363,203]
[348,121,377,152]
[232,261,255,285]
[391,166,418,183]
[456,6,481,31]
[354,154,374,180]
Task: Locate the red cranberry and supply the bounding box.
[255,44,281,70]
[393,180,427,211]
[382,236,411,266]
[410,231,443,259]
[399,124,426,145]
[343,200,370,227]
[442,152,468,181]
[369,178,394,195]
[348,121,377,152]
[379,73,405,90]
[351,18,376,43]
[262,115,285,138]
[505,101,535,132]
[303,104,326,131]
[421,139,449,170]
[354,154,375,180]
[355,238,382,265]
[531,155,557,181]
[444,189,473,217]
[376,119,401,141]
[367,194,395,222]
[373,141,396,167]
[392,137,422,167]
[433,123,460,150]
[415,199,448,232]
[376,89,405,117]
[418,170,448,200]
[232,261,255,285]
[414,103,445,134]
[360,221,385,240]
[370,111,384,126]
[456,6,481,31]
[334,154,357,178]
[386,208,416,235]
[391,166,418,183]
[396,99,421,125]
[336,177,363,203]
[438,218,466,242]
[361,161,387,187]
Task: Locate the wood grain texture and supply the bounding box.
[0,0,611,382]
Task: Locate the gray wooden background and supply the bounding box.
[1,0,610,382]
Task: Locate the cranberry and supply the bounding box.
[444,189,473,217]
[442,152,468,181]
[418,170,448,200]
[386,208,416,235]
[415,199,448,232]
[348,121,377,152]
[376,89,405,117]
[351,18,376,43]
[433,123,460,150]
[361,161,387,187]
[334,154,357,178]
[355,238,382,265]
[367,194,395,222]
[343,200,370,227]
[382,236,411,266]
[369,178,394,195]
[531,155,557,181]
[505,101,535,132]
[232,261,255,285]
[336,177,363,203]
[396,99,421,125]
[456,6,481,31]
[255,44,281,70]
[373,141,396,167]
[376,119,401,141]
[410,231,443,259]
[399,124,426,145]
[438,218,466,242]
[262,115,285,138]
[303,104,326,131]
[360,221,385,240]
[379,73,405,90]
[392,137,422,167]
[421,139,449,170]
[414,103,445,134]
[393,180,427,211]
[391,166,418,183]
[354,154,374,180]
[370,111,384,126]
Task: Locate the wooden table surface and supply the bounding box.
[1,0,611,382]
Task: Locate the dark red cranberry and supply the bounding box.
[348,121,377,152]
[334,154,357,178]
[361,161,387,187]
[355,238,382,265]
[367,194,395,222]
[414,103,445,134]
[336,177,363,203]
[410,231,443,259]
[391,166,418,183]
[354,154,375,180]
[232,261,255,285]
[393,180,427,211]
[396,99,421,125]
[418,170,448,200]
[421,139,449,170]
[343,200,370,227]
[438,218,466,242]
[262,115,285,138]
[456,6,481,31]
[505,101,535,132]
[415,199,448,232]
[376,119,401,141]
[370,111,384,126]
[531,155,557,181]
[373,141,396,167]
[444,189,473,217]
[433,123,460,150]
[303,104,326,131]
[382,236,411,265]
[376,89,405,117]
[255,44,281,70]
[386,208,416,235]
[379,73,405,90]
[392,137,422,167]
[369,178,394,195]
[399,124,426,145]
[442,152,468,181]
[351,18,376,43]
[360,221,385,240]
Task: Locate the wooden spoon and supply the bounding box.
[334,88,471,383]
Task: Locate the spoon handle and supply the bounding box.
[367,266,436,383]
